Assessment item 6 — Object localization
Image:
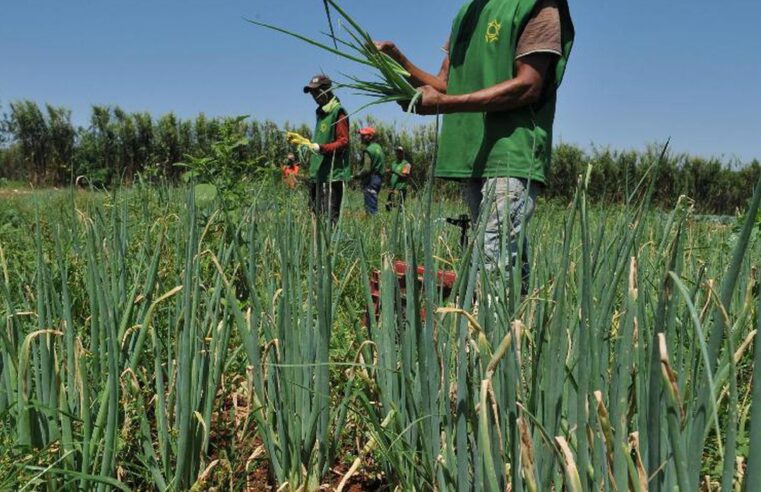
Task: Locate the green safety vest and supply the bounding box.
[390,159,411,191]
[363,142,386,175]
[436,0,575,184]
[309,98,351,182]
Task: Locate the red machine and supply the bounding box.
[365,215,470,324]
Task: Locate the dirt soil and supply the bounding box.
[244,461,388,491]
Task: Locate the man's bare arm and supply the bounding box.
[413,54,554,115]
[375,41,449,93]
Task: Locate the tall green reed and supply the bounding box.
[354,160,761,491]
[248,0,420,113]
[0,174,758,491]
[0,190,249,490]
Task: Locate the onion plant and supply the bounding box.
[0,163,759,491]
[248,0,421,112]
[351,158,761,491]
[0,192,248,490]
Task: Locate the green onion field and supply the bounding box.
[1,165,760,491]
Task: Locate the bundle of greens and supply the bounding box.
[248,0,421,113]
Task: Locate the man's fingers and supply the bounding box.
[373,40,398,56]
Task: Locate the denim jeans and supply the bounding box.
[363,173,382,215]
[461,177,538,291]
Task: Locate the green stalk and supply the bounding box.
[658,334,691,491]
[576,166,593,490]
[478,380,500,492]
[689,175,761,479]
[322,0,337,48]
[79,339,92,489]
[646,221,683,490]
[745,269,761,490]
[720,308,739,491]
[249,0,420,111]
[609,258,639,488]
[246,19,374,67]
[539,186,579,490]
[22,467,131,492]
[53,227,77,416]
[173,196,198,489]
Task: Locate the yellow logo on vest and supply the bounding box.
[320,122,329,133]
[485,20,502,43]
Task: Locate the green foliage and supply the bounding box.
[549,143,761,214]
[0,100,759,214]
[7,100,49,184]
[0,101,9,147]
[0,173,758,490]
[191,183,218,209]
[45,104,76,183]
[732,183,761,255]
[177,116,264,211]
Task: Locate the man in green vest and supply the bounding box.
[376,0,574,292]
[301,74,351,225]
[355,127,384,215]
[386,146,412,211]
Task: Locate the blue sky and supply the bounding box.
[1,0,759,163]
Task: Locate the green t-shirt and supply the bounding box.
[390,159,411,191]
[363,142,386,176]
[435,0,575,184]
[309,98,351,182]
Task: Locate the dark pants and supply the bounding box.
[362,174,382,215]
[309,181,344,225]
[385,189,407,211]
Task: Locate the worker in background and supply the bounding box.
[288,74,351,225]
[355,127,384,216]
[386,146,411,211]
[282,152,301,189]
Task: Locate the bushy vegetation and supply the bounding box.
[1,159,760,490]
[1,100,759,214]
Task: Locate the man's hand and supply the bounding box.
[286,132,321,153]
[374,41,401,61]
[399,86,446,115]
[372,39,450,92]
